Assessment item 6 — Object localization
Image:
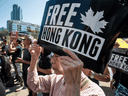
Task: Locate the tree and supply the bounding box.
[31,30,39,39]
[0,29,10,40]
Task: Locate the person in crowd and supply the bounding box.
[110,70,128,95]
[2,37,6,41]
[27,42,105,96]
[37,48,52,96]
[0,55,11,96]
[0,39,9,56]
[9,38,23,89]
[0,82,5,96]
[82,41,121,85]
[37,48,52,75]
[82,64,110,85]
[110,42,121,90]
[15,35,37,96]
[110,39,128,95]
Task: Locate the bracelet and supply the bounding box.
[90,71,95,79]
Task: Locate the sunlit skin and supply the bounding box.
[51,54,64,75]
[28,42,84,96]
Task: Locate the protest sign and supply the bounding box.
[10,31,19,42]
[116,38,128,48]
[108,48,128,74]
[38,0,128,73]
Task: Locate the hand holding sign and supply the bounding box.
[60,48,83,85]
[58,48,83,95]
[38,0,128,73]
[29,42,42,71]
[108,48,128,74]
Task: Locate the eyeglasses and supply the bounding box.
[50,52,59,59]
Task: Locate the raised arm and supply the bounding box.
[60,48,83,96]
[27,43,51,93]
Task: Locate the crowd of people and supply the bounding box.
[0,35,128,96]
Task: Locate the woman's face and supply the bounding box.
[51,53,64,75]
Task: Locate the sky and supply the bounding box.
[0,0,48,28]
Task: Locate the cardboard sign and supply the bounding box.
[108,48,128,74]
[116,38,128,48]
[10,31,19,42]
[38,0,128,73]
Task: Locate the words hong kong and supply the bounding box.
[41,25,105,61]
[40,3,106,60]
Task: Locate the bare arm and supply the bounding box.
[83,65,110,82]
[15,57,31,65]
[9,44,17,53]
[110,79,116,90]
[0,51,6,55]
[94,65,110,82]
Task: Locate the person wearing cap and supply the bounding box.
[27,42,105,96]
[15,35,37,95]
[9,38,23,90]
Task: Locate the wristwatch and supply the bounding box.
[90,71,95,79]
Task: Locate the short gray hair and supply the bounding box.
[26,35,34,44]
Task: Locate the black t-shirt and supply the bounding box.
[113,70,128,89]
[1,45,9,56]
[0,82,5,96]
[22,49,31,74]
[38,53,52,75]
[12,45,23,62]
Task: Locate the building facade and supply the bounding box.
[11,4,23,21]
[7,20,40,32]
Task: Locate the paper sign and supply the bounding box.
[108,48,128,74]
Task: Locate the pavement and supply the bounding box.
[6,64,42,96]
[5,64,116,96]
[100,81,116,96]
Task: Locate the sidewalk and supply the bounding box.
[100,81,116,96]
[5,64,116,96]
[6,64,42,96]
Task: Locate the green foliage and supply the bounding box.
[31,30,39,39]
[0,29,10,38]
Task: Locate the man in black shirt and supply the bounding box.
[15,35,37,96]
[9,38,23,90]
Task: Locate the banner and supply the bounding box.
[108,48,128,74]
[10,31,19,42]
[38,0,128,73]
